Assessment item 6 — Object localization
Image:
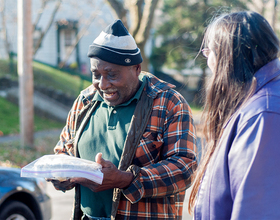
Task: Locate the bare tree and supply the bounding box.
[106,0,128,27]
[271,0,278,30]
[58,2,105,69]
[0,0,62,58]
[33,0,48,30]
[105,0,160,71]
[0,0,11,58]
[246,0,278,30]
[33,0,62,56]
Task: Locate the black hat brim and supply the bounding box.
[87,44,143,66]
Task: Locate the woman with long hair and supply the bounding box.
[189,11,280,219]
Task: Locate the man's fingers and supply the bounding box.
[95,152,104,165]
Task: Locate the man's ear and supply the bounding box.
[135,64,141,76]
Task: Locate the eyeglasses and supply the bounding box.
[202,48,210,58]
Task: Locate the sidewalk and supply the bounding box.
[0,129,61,143]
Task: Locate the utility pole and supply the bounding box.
[17,0,34,148]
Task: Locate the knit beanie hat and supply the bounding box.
[87,19,143,66]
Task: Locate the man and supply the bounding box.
[51,19,197,220]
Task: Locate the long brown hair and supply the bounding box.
[189,11,280,213]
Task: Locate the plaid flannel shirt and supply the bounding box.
[54,72,197,219]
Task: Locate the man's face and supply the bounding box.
[90,58,141,106]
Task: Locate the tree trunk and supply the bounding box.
[105,0,128,27]
[127,0,144,36]
[134,0,159,46]
[18,0,34,148]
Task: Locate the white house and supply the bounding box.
[0,0,115,74]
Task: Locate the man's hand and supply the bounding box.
[46,178,76,192]
[70,153,133,192]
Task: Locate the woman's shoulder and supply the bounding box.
[232,88,280,130]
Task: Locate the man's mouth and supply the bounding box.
[104,92,116,98]
[102,90,118,100]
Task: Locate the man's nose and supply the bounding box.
[99,76,110,90]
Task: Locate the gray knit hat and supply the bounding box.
[87,19,143,66]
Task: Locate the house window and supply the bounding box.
[64,29,73,47]
[56,20,80,69]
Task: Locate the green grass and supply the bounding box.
[0,59,22,81]
[0,59,91,97]
[0,136,58,167]
[0,97,19,135]
[0,97,64,136]
[0,59,90,167]
[0,58,93,136]
[32,61,91,97]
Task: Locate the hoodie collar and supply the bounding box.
[254,58,280,93]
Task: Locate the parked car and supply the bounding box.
[0,166,52,220]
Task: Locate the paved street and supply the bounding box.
[47,182,193,220]
[47,182,74,220]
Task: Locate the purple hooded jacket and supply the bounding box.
[195,58,280,220]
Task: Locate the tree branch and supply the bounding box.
[271,0,278,30]
[33,0,62,56]
[104,0,128,27]
[59,4,105,68]
[135,0,159,46]
[126,0,144,36]
[33,0,47,31]
[0,0,10,57]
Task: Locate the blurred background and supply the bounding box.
[0,0,278,218]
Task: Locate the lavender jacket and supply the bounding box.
[195,58,280,220]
